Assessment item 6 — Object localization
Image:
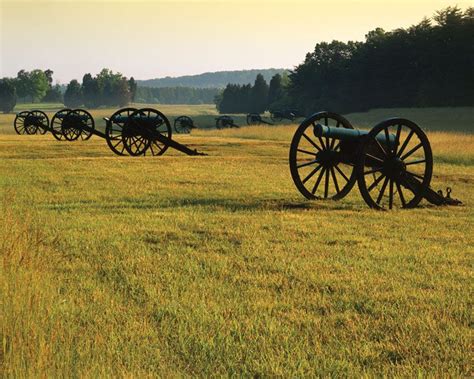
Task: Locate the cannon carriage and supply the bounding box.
[103,108,206,156]
[174,115,196,134]
[289,112,461,210]
[270,109,305,123]
[14,110,49,135]
[215,115,239,129]
[246,113,273,126]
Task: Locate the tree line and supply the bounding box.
[215,6,473,115]
[0,69,63,112]
[288,6,473,114]
[0,68,137,112]
[215,73,290,114]
[135,86,219,104]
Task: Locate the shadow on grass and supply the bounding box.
[41,196,359,213]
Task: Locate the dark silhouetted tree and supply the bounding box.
[64,79,83,107]
[0,78,17,113]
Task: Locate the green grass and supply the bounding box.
[0,106,473,376]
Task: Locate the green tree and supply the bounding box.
[250,74,269,113]
[64,80,83,107]
[268,74,285,109]
[43,84,63,103]
[128,77,137,102]
[82,73,101,108]
[0,78,17,113]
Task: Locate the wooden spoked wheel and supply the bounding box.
[357,118,433,210]
[50,109,71,141]
[14,111,30,135]
[123,108,172,156]
[28,110,49,135]
[105,107,137,156]
[62,109,95,141]
[174,116,194,134]
[289,111,357,200]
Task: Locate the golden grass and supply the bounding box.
[0,107,473,376]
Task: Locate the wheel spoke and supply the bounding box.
[400,142,423,161]
[364,167,383,176]
[397,129,414,158]
[302,164,323,184]
[302,133,322,152]
[374,138,389,158]
[406,171,425,181]
[368,173,385,192]
[324,169,330,198]
[396,181,406,207]
[405,159,426,166]
[389,179,394,209]
[334,164,350,182]
[376,176,389,204]
[330,167,340,194]
[297,159,320,169]
[311,168,326,195]
[365,154,385,163]
[297,148,318,156]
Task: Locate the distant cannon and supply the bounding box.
[14,110,49,135]
[289,111,461,210]
[50,108,95,141]
[174,115,196,134]
[246,113,273,126]
[215,115,239,129]
[270,109,305,123]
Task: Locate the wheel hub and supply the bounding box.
[383,157,406,179]
[316,149,339,168]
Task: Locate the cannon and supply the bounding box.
[14,110,49,135]
[49,108,95,141]
[104,107,206,156]
[215,115,239,129]
[271,109,304,123]
[246,113,273,126]
[289,111,462,210]
[174,115,196,134]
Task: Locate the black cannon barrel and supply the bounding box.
[313,124,397,146]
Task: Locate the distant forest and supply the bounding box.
[135,86,219,104]
[288,6,474,114]
[217,6,474,114]
[137,69,287,89]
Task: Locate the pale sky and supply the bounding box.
[0,0,471,83]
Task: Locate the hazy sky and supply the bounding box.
[0,0,470,83]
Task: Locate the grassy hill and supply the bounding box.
[0,106,472,376]
[137,68,288,89]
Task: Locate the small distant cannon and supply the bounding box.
[216,115,239,129]
[289,111,462,210]
[174,115,196,134]
[14,110,49,135]
[246,113,273,126]
[270,109,305,123]
[50,108,95,141]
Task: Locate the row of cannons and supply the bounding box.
[14,108,306,140]
[14,108,207,156]
[13,109,461,210]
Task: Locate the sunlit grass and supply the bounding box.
[0,106,472,376]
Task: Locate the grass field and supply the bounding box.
[1,105,473,376]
